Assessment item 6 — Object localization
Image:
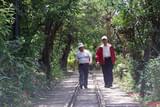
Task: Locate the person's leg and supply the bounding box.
[109,64,113,86]
[104,58,114,88]
[106,58,113,87]
[105,67,110,87]
[79,64,84,89]
[84,64,89,88]
[101,64,108,87]
[106,66,113,86]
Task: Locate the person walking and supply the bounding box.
[96,36,116,88]
[76,43,92,89]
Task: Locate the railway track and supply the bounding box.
[33,71,141,107]
[66,73,105,107]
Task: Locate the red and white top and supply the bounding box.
[102,44,111,58]
[96,44,116,64]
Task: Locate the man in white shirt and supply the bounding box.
[96,36,116,88]
[76,43,92,89]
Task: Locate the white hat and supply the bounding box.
[78,43,84,48]
[101,35,108,40]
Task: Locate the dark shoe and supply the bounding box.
[104,85,110,88]
[80,85,83,89]
[84,86,88,89]
[109,84,112,88]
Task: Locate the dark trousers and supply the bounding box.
[101,57,113,86]
[79,63,89,87]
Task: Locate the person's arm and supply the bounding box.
[95,47,100,64]
[88,51,92,64]
[110,47,116,65]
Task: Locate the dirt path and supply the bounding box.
[32,71,142,107]
[94,72,141,107]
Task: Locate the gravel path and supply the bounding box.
[32,71,142,107]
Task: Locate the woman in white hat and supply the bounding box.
[76,43,92,89]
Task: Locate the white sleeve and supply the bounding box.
[86,50,92,63]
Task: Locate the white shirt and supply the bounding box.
[76,49,92,64]
[102,44,111,58]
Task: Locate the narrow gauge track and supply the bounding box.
[66,73,105,107]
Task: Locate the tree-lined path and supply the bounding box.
[1,0,160,107]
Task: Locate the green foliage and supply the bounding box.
[111,0,160,102]
[0,1,14,38]
[67,50,77,70]
[51,41,65,79]
[0,1,14,51]
[72,0,107,47]
[114,55,135,92]
[1,0,160,106]
[0,55,29,106]
[30,31,45,57]
[142,57,160,101]
[0,50,48,107]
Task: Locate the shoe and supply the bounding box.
[84,86,88,89]
[104,85,110,88]
[109,84,112,87]
[80,85,83,89]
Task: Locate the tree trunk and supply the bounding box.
[151,16,160,56]
[140,38,151,97]
[41,21,62,81]
[60,33,73,72]
[12,0,20,40]
[140,14,160,97]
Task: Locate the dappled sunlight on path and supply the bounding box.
[95,72,141,107]
[33,71,141,107]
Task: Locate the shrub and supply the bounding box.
[67,50,77,71]
[0,50,48,107]
[143,56,160,101]
[114,55,135,92]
